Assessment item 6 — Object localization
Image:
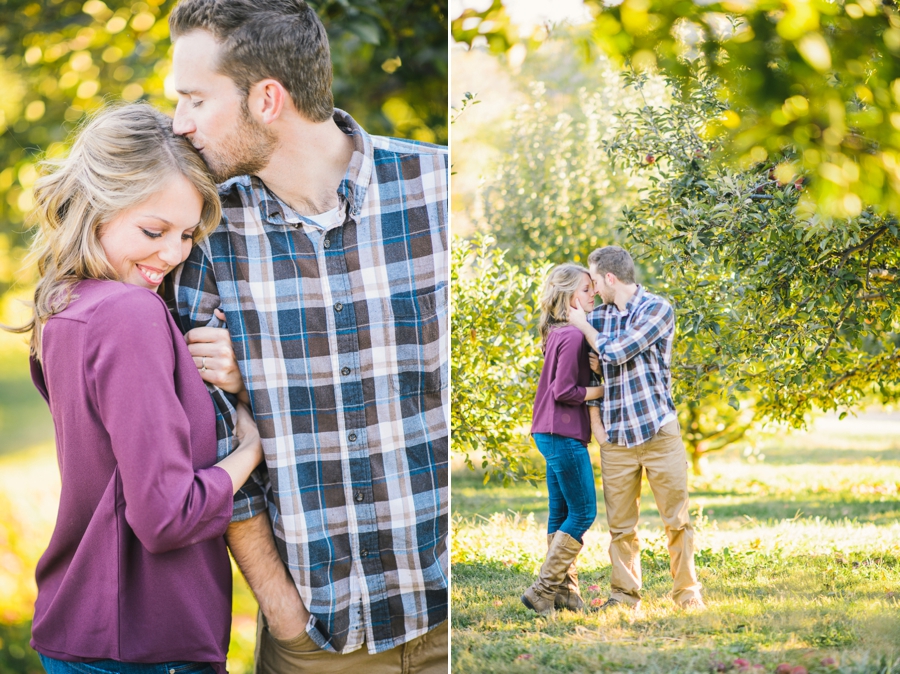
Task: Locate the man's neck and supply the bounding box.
[256,115,356,216]
[614,284,639,312]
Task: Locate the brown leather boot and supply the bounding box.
[522,531,583,615]
[545,534,585,611]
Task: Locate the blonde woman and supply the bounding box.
[522,264,604,615]
[8,104,262,674]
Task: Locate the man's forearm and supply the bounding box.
[226,512,309,640]
[566,307,602,352]
[590,405,607,444]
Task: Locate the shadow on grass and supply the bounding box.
[0,622,41,674]
[697,497,900,524]
[761,446,900,465]
[453,490,900,530]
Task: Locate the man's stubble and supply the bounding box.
[203,99,277,183]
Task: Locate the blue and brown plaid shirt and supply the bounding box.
[172,110,448,655]
[587,286,677,447]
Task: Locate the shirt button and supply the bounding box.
[341,366,351,376]
[348,433,357,442]
[355,491,364,502]
[361,549,369,558]
[324,238,331,249]
[334,302,343,312]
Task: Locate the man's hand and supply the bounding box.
[186,308,246,397]
[589,352,601,375]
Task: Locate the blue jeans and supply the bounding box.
[532,433,597,543]
[40,655,215,674]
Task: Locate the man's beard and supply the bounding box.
[203,102,277,183]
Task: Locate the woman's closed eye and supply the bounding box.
[141,228,163,239]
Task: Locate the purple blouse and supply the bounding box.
[29,279,234,672]
[531,324,592,445]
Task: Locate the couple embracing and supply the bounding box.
[522,246,704,615]
[13,1,448,672]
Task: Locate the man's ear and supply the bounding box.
[246,78,288,125]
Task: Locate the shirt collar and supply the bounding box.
[252,108,372,228]
[334,108,372,222]
[624,284,644,314]
[606,284,644,317]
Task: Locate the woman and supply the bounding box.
[10,103,260,673]
[521,264,603,616]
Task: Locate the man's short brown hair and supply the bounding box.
[587,246,636,284]
[169,0,334,123]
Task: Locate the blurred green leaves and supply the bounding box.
[450,234,547,485]
[584,0,900,220]
[454,0,900,220]
[0,0,447,296]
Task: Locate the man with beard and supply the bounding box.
[566,245,703,613]
[166,1,449,672]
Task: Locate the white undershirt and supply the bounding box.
[303,205,341,230]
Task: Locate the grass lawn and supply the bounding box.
[451,419,900,674]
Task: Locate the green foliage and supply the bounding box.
[450,235,546,485]
[316,0,448,145]
[451,0,518,56]
[585,0,900,219]
[455,0,900,219]
[480,74,637,268]
[608,72,900,427]
[681,387,758,476]
[0,0,447,296]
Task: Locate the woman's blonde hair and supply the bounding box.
[7,102,222,359]
[538,263,591,349]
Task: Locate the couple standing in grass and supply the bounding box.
[522,246,704,615]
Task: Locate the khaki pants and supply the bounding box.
[599,420,702,606]
[254,614,448,674]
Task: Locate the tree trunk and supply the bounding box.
[691,449,705,476]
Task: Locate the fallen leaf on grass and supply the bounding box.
[588,584,600,592]
[492,600,502,607]
[515,653,533,662]
[591,597,604,607]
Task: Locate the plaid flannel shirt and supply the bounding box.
[587,286,677,447]
[171,110,448,655]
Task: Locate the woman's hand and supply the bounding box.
[234,403,262,446]
[216,402,263,494]
[589,352,601,375]
[186,309,246,396]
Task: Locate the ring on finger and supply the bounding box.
[201,356,207,372]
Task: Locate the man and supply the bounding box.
[567,245,703,611]
[166,1,448,672]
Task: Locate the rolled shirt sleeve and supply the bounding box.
[593,300,674,366]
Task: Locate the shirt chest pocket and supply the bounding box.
[388,286,447,395]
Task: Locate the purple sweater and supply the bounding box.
[29,279,234,672]
[531,324,592,445]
